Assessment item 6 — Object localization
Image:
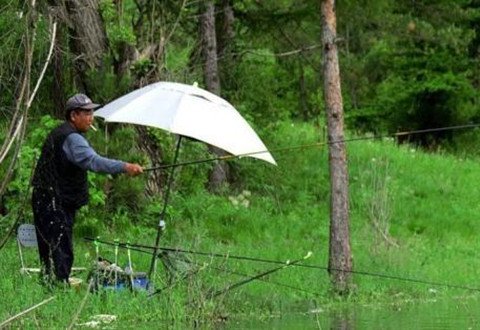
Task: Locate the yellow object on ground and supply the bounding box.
[69,277,83,287]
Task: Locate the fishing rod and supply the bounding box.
[205,252,312,300]
[96,242,316,298]
[147,251,321,298]
[143,123,480,172]
[84,238,320,297]
[85,238,204,295]
[202,260,323,297]
[85,237,480,293]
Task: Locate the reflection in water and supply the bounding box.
[227,296,480,329]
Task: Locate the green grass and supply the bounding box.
[2,121,480,328]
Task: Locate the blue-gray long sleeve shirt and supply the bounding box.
[62,133,126,174]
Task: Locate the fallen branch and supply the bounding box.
[0,296,55,328]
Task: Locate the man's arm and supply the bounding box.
[63,133,142,175]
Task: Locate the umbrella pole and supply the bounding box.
[148,135,183,281]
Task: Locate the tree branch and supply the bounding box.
[0,14,57,198]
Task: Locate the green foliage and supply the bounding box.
[85,63,132,103]
[339,1,480,145]
[3,115,60,215]
[0,1,52,117]
[164,41,197,79]
[229,50,293,127]
[72,125,148,234]
[99,0,136,47]
[4,117,480,327]
[4,122,480,327]
[130,58,155,78]
[443,129,480,158]
[174,139,211,194]
[0,1,26,110]
[4,0,480,324]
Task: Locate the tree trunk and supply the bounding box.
[321,0,352,294]
[136,126,167,196]
[217,0,235,57]
[114,41,137,78]
[201,0,230,192]
[201,1,220,94]
[64,0,107,93]
[218,0,237,96]
[112,0,137,81]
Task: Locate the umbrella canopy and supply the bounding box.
[94,82,276,165]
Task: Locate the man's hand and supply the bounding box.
[124,163,144,176]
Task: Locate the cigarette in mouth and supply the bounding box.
[90,124,98,131]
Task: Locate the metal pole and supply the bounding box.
[148,135,183,280]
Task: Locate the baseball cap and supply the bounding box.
[65,93,100,112]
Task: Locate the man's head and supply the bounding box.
[65,93,100,132]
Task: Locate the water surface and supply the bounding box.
[226,296,480,329]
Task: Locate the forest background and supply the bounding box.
[1,0,480,327]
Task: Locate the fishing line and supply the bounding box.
[203,261,323,297]
[148,249,318,299]
[144,123,480,172]
[85,238,323,297]
[206,252,312,299]
[84,124,480,294]
[85,241,201,295]
[84,238,480,293]
[147,259,206,298]
[151,252,321,298]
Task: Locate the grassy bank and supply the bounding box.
[1,121,480,328]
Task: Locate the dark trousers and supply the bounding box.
[32,189,76,282]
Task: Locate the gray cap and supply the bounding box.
[65,93,100,112]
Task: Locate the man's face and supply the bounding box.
[70,109,94,132]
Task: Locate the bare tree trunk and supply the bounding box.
[127,1,187,196]
[64,0,107,92]
[115,42,137,78]
[201,0,230,192]
[201,2,220,94]
[217,0,235,57]
[321,0,352,294]
[136,126,167,196]
[217,0,237,102]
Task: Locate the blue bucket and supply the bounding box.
[132,275,149,291]
[102,281,127,291]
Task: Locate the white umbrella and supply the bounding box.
[94,82,276,165]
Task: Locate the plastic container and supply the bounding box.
[132,275,149,291]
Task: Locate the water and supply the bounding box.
[226,296,480,329]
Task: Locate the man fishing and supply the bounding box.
[31,93,143,286]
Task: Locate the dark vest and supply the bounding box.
[32,122,88,209]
